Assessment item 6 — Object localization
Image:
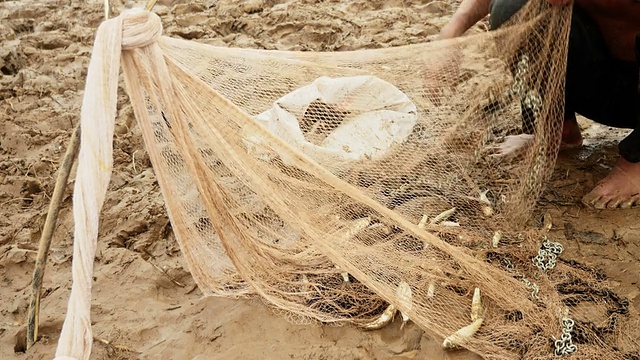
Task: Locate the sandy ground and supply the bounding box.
[1,0,639,359]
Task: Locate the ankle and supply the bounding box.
[561,116,582,144]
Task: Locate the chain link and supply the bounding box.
[532,236,564,271]
[498,236,576,357]
[554,317,578,356]
[521,277,540,299]
[509,55,529,99]
[523,89,542,118]
[502,258,540,300]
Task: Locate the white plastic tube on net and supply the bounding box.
[54,8,162,360]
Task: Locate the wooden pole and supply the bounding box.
[26,123,81,350]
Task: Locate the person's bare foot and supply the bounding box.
[582,157,640,209]
[559,115,583,150]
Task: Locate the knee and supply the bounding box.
[489,0,530,30]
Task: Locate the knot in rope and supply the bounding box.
[121,9,162,50]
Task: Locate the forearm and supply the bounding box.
[438,0,492,39]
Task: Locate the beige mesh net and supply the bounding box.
[55,2,640,360]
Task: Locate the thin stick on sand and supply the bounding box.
[26,122,80,350]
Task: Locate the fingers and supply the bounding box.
[488,134,534,158]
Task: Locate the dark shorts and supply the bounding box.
[489,0,640,162]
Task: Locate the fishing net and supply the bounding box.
[55,1,639,359]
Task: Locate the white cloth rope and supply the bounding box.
[54,9,162,360]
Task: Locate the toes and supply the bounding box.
[581,190,602,208]
[606,198,624,209]
[587,194,640,209]
[593,196,613,210]
[619,198,635,209]
[619,195,640,209]
[582,189,618,209]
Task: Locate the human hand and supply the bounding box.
[488,134,535,159]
